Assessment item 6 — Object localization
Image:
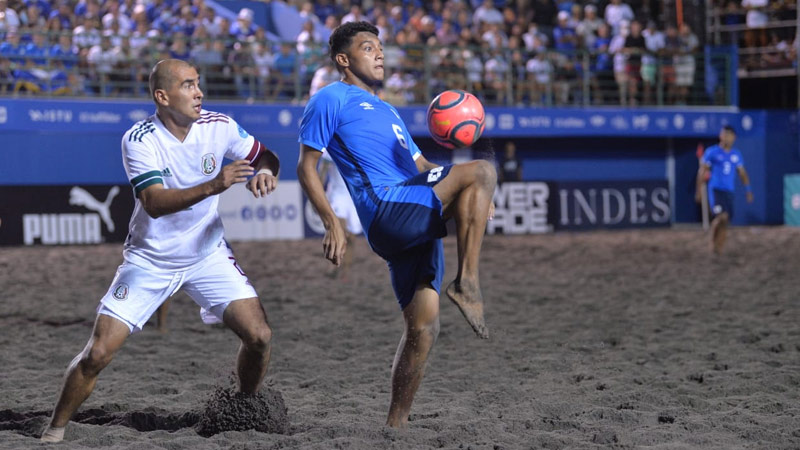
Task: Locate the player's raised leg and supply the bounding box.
[41,314,130,442]
[433,159,496,339]
[387,284,440,428]
[222,297,272,394]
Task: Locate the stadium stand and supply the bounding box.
[0,0,774,106]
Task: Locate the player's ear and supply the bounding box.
[153,88,168,106]
[335,52,349,69]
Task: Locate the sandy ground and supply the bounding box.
[1,226,799,449]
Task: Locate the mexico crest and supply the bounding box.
[112,283,129,300]
[202,153,217,175]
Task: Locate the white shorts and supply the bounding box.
[98,243,257,333]
[329,192,363,235]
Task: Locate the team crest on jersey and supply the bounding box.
[112,283,129,300]
[202,153,217,175]
[237,123,249,139]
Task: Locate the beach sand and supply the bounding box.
[1,226,798,449]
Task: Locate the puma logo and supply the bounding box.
[69,186,120,232]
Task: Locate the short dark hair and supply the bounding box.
[328,21,379,67]
[721,124,736,134]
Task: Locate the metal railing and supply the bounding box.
[706,0,797,79]
[0,38,735,107]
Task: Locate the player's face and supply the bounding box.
[163,65,204,123]
[720,129,735,148]
[344,32,384,85]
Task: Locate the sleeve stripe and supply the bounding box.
[246,140,263,164]
[130,170,163,186]
[133,177,163,196]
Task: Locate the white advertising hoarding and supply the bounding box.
[219,181,304,241]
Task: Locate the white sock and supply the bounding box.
[40,425,65,443]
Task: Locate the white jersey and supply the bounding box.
[121,110,264,270]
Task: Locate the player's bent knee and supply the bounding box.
[82,344,115,375]
[242,324,272,353]
[472,160,497,189]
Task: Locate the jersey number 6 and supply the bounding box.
[392,124,408,150]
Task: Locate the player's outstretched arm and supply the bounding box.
[297,144,347,266]
[247,149,280,198]
[139,160,254,218]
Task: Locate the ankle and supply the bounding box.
[41,425,66,442]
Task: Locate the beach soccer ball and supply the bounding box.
[427,90,486,149]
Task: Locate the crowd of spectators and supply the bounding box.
[0,0,728,106]
[710,0,797,73]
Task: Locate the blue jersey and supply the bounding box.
[298,81,423,238]
[702,145,744,192]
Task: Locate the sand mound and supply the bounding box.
[195,386,289,437]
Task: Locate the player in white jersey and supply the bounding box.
[317,150,362,279]
[41,59,281,443]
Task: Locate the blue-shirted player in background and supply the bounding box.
[696,125,754,254]
[296,21,496,428]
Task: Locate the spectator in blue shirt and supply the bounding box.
[48,0,73,30]
[230,8,257,41]
[0,30,26,65]
[50,32,79,69]
[271,42,297,100]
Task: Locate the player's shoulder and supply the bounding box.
[123,114,157,145]
[196,109,232,126]
[311,82,348,102]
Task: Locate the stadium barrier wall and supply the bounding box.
[0,99,797,245]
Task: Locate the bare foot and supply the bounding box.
[446,280,489,339]
[40,426,65,443]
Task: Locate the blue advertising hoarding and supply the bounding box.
[0,98,796,228]
[0,99,761,138]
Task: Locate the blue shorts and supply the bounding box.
[367,165,453,309]
[709,188,734,219]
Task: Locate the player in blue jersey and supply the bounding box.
[696,125,754,254]
[297,21,496,428]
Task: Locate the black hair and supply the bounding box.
[328,21,379,68]
[721,124,736,134]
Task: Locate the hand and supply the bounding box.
[247,169,278,198]
[322,220,347,266]
[213,160,254,194]
[746,191,754,203]
[488,201,495,221]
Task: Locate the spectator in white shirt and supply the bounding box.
[604,0,634,36]
[742,0,768,47]
[341,5,366,24]
[0,0,21,32]
[473,0,504,26]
